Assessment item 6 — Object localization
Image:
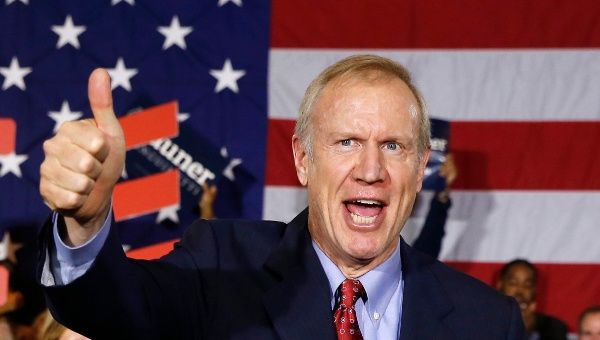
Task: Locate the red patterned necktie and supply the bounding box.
[333,279,366,340]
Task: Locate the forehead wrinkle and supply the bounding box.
[313,76,419,141]
[343,118,415,145]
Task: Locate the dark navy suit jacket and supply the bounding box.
[38,209,524,340]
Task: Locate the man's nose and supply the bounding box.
[353,145,386,184]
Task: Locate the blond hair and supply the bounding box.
[295,55,431,159]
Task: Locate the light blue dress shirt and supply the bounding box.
[41,210,112,286]
[312,240,404,340]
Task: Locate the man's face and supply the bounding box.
[497,264,536,310]
[580,312,600,340]
[293,75,428,273]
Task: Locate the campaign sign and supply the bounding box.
[423,118,450,191]
[124,123,229,220]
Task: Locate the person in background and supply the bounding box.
[579,305,600,340]
[412,154,457,258]
[0,260,23,339]
[0,315,14,340]
[497,259,568,340]
[32,309,90,340]
[198,182,217,220]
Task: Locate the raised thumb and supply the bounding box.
[88,68,121,136]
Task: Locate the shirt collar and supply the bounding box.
[312,239,403,316]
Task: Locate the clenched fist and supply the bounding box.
[39,69,125,246]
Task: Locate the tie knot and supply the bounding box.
[337,279,366,308]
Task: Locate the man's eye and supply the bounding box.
[340,139,352,147]
[384,143,399,151]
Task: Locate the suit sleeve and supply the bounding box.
[37,216,216,340]
[506,297,526,340]
[412,194,451,258]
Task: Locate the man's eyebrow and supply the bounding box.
[381,135,415,145]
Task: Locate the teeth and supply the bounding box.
[350,213,376,224]
[354,199,381,205]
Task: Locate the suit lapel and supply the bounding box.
[262,209,336,340]
[399,240,456,340]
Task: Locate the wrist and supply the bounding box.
[62,204,110,247]
[436,189,450,203]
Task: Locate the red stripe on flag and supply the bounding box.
[265,119,298,186]
[120,101,179,150]
[0,118,16,154]
[126,239,178,260]
[113,169,180,221]
[447,261,600,331]
[452,121,600,190]
[272,0,600,48]
[265,119,600,190]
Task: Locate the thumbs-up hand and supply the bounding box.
[40,69,125,246]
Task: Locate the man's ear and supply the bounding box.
[292,135,308,186]
[416,148,431,192]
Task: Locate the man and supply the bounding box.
[579,306,600,340]
[496,259,568,340]
[38,55,524,339]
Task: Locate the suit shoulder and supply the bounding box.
[406,248,515,313]
[536,312,569,336]
[182,218,286,242]
[177,218,287,264]
[429,259,512,306]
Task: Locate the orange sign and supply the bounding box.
[0,266,8,307]
[120,101,179,150]
[0,118,16,154]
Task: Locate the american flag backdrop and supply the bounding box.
[0,0,269,248]
[0,0,599,333]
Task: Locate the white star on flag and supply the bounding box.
[0,57,32,91]
[107,58,138,91]
[156,204,180,224]
[48,101,83,133]
[111,0,134,5]
[0,232,9,261]
[158,16,193,50]
[177,112,190,122]
[51,15,86,49]
[220,147,243,181]
[0,152,28,178]
[0,231,23,263]
[218,0,242,7]
[5,0,28,5]
[209,59,246,93]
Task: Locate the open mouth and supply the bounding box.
[511,295,531,311]
[344,199,385,225]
